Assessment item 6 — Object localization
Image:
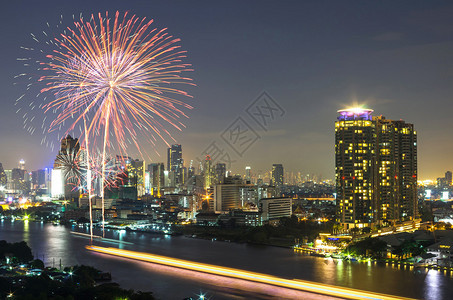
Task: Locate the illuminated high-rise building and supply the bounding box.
[19,159,25,170]
[335,108,417,229]
[152,163,165,197]
[60,135,80,154]
[167,144,184,185]
[245,166,252,183]
[203,156,215,188]
[445,171,452,186]
[215,163,226,184]
[129,159,146,197]
[0,163,7,187]
[271,164,284,189]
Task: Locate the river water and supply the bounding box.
[0,220,451,300]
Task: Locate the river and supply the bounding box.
[0,220,451,300]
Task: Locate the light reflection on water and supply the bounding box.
[1,221,453,300]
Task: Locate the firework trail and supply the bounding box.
[19,11,194,237]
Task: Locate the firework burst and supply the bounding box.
[18,11,194,237]
[54,149,87,191]
[41,11,194,153]
[18,11,194,154]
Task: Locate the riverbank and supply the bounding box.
[0,240,156,299]
[174,217,332,248]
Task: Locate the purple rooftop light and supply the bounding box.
[337,107,373,121]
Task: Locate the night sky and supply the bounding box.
[1,0,453,180]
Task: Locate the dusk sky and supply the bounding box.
[1,0,453,180]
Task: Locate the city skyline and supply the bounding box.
[2,1,453,179]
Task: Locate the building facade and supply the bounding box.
[260,197,292,224]
[167,144,184,186]
[335,108,417,229]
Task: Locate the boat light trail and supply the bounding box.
[86,245,414,300]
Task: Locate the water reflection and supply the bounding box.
[23,220,29,242]
[424,270,442,300]
[1,221,453,300]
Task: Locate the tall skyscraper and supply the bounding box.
[152,163,165,197]
[335,108,417,229]
[271,164,284,187]
[167,144,184,185]
[446,171,452,186]
[60,135,80,153]
[203,155,215,189]
[19,159,25,170]
[129,159,146,197]
[245,166,252,183]
[0,163,6,187]
[215,163,226,184]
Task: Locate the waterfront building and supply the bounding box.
[335,108,417,229]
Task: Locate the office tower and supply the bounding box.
[60,135,80,153]
[271,164,284,192]
[11,167,26,193]
[446,171,452,186]
[245,166,251,183]
[335,108,417,229]
[129,159,146,197]
[260,197,292,224]
[203,155,215,188]
[167,144,184,185]
[32,169,47,189]
[188,166,195,179]
[215,163,226,184]
[4,170,12,190]
[19,159,25,170]
[152,163,165,197]
[0,163,6,187]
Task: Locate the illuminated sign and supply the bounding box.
[425,189,431,199]
[441,191,449,200]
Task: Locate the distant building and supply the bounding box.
[203,156,215,189]
[167,144,184,186]
[245,166,252,183]
[0,163,6,187]
[215,163,226,184]
[271,164,284,195]
[335,108,417,229]
[151,163,165,197]
[446,171,452,186]
[129,159,146,197]
[260,197,292,224]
